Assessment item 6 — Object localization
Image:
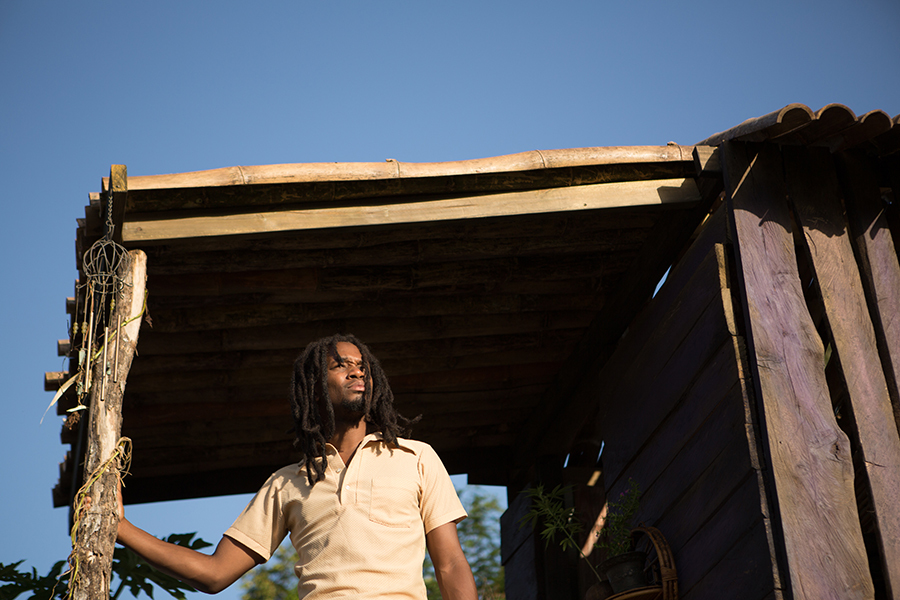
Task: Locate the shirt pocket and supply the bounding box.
[368,477,420,528]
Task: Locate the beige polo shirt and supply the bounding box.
[224,434,466,599]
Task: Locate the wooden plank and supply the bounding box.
[675,475,773,597]
[122,392,539,431]
[134,310,596,356]
[142,227,646,277]
[143,250,622,297]
[144,293,603,334]
[121,162,695,217]
[591,248,729,480]
[107,165,127,244]
[129,329,584,375]
[126,416,294,448]
[724,252,785,598]
[500,490,539,600]
[640,384,749,550]
[125,360,561,394]
[137,209,657,259]
[838,150,900,438]
[144,279,604,310]
[786,145,900,597]
[681,516,782,600]
[693,146,724,205]
[122,178,701,242]
[724,141,873,600]
[122,381,543,416]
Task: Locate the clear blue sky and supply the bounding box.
[2,1,898,599]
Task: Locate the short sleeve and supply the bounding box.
[418,444,467,534]
[223,470,290,561]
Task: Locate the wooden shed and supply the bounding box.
[47,104,900,600]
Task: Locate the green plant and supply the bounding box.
[519,478,642,583]
[0,559,69,600]
[111,533,212,600]
[519,484,602,583]
[594,479,641,557]
[0,533,211,600]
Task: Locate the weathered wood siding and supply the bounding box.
[591,202,781,600]
[725,142,900,600]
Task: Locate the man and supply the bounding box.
[116,334,478,599]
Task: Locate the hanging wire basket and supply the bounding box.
[82,236,130,296]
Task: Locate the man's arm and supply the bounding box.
[114,485,261,594]
[118,521,261,594]
[425,522,478,600]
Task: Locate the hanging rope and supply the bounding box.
[67,437,133,600]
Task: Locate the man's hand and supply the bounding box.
[425,522,478,600]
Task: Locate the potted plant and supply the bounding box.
[521,478,646,596]
[593,479,646,594]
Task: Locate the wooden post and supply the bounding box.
[724,142,874,600]
[71,249,146,600]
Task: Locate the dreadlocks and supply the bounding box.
[289,333,420,486]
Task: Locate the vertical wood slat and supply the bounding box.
[723,142,874,600]
[72,250,147,600]
[838,150,900,438]
[788,146,900,599]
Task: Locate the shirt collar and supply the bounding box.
[361,432,416,453]
[295,433,414,473]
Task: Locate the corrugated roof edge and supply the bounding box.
[100,145,696,192]
[697,103,899,155]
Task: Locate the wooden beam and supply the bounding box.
[71,250,147,600]
[144,294,602,335]
[142,250,622,299]
[137,209,657,260]
[44,371,68,391]
[788,146,900,596]
[122,178,701,242]
[724,142,873,600]
[106,165,127,244]
[140,223,647,276]
[128,329,584,376]
[133,310,596,356]
[109,146,695,193]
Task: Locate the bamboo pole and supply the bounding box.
[71,249,146,600]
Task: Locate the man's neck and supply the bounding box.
[329,418,368,465]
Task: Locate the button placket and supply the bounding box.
[328,448,349,504]
[344,447,360,505]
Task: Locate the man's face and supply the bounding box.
[325,342,369,417]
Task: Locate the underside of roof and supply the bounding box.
[48,104,900,506]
